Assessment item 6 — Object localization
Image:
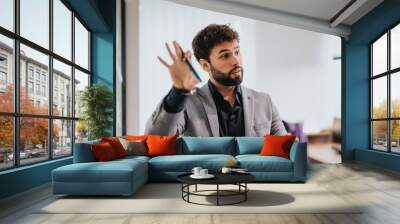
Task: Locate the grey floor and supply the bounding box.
[1,162,400,224]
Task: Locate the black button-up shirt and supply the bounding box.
[208,81,245,137]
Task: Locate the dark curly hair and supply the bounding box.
[192,24,239,62]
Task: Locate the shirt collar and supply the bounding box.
[208,80,242,108]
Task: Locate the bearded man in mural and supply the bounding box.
[145,24,287,137]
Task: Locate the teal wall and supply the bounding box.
[343,0,400,171]
[0,158,72,199]
[91,0,116,135]
[0,0,116,200]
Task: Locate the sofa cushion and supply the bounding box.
[52,158,147,183]
[73,140,100,163]
[118,138,147,156]
[179,137,235,155]
[146,135,177,156]
[101,137,127,158]
[236,155,293,172]
[260,135,296,159]
[91,142,118,161]
[235,137,263,155]
[148,154,235,172]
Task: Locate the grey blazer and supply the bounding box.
[145,84,287,137]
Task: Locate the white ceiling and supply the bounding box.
[164,0,384,38]
[225,0,353,23]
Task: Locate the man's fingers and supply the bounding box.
[157,56,170,68]
[165,43,177,61]
[184,51,192,59]
[173,41,183,59]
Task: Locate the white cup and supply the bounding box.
[221,167,232,174]
[199,169,208,176]
[191,167,202,176]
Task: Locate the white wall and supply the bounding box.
[125,0,341,134]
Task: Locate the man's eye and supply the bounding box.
[221,54,229,59]
[235,50,240,55]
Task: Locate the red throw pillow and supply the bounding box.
[260,135,296,159]
[124,135,148,141]
[146,135,177,157]
[101,137,127,158]
[91,142,118,161]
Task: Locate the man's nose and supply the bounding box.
[231,53,240,66]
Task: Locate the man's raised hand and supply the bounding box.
[157,41,199,91]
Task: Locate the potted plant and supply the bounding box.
[79,84,113,140]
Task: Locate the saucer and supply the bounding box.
[190,174,215,179]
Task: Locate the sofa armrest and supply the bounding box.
[73,140,100,163]
[289,142,307,181]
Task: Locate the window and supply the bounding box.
[0,71,6,85]
[35,70,41,81]
[0,54,7,67]
[0,0,91,170]
[0,54,7,87]
[371,23,400,154]
[0,0,13,32]
[36,83,40,95]
[28,81,34,94]
[0,34,13,113]
[42,85,46,97]
[29,67,34,80]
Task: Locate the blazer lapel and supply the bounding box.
[197,84,220,137]
[241,86,254,136]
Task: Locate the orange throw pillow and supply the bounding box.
[260,135,296,159]
[101,137,127,158]
[91,142,118,161]
[124,135,148,141]
[146,135,177,157]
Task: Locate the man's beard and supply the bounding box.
[210,65,244,86]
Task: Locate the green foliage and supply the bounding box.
[79,84,113,140]
[372,99,400,140]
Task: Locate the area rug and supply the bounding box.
[37,183,362,214]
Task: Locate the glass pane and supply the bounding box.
[20,44,49,115]
[391,120,400,153]
[74,17,89,70]
[74,69,89,118]
[372,77,387,119]
[392,72,400,118]
[372,121,388,151]
[20,117,49,165]
[20,0,49,48]
[53,59,72,117]
[372,33,387,76]
[53,0,72,60]
[0,34,14,112]
[0,0,14,31]
[75,120,88,143]
[53,119,72,158]
[20,0,49,49]
[391,24,400,70]
[0,116,13,170]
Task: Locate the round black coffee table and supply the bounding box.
[177,173,255,206]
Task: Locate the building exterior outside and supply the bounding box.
[0,41,80,167]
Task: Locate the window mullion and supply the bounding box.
[71,10,76,154]
[49,0,54,160]
[13,0,20,167]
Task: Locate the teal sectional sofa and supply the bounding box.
[52,137,307,196]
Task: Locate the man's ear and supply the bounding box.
[198,59,211,72]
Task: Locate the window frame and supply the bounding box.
[0,0,92,171]
[370,21,400,154]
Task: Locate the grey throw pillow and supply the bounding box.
[118,138,147,156]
